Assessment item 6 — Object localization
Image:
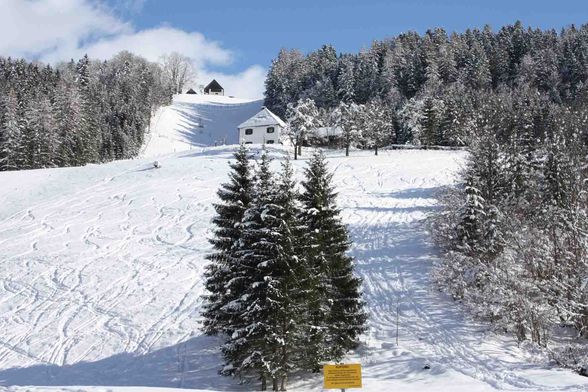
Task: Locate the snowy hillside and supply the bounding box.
[0,147,587,392]
[141,94,263,157]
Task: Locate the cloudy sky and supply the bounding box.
[0,0,266,98]
[2,0,587,99]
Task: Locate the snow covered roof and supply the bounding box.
[238,107,286,129]
[313,126,343,137]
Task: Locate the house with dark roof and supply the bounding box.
[185,88,197,94]
[237,106,286,145]
[203,79,224,96]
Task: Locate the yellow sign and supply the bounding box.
[323,363,362,389]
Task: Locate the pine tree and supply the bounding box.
[238,157,307,390]
[202,145,254,336]
[463,40,492,90]
[219,151,289,389]
[438,95,460,146]
[456,174,486,255]
[337,55,356,103]
[0,90,22,170]
[76,54,101,163]
[264,49,307,118]
[338,101,363,156]
[421,97,441,146]
[299,151,367,362]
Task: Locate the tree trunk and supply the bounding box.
[297,144,302,157]
[280,375,287,391]
[294,143,298,160]
[261,375,267,391]
[272,378,279,391]
[375,145,378,156]
[345,143,350,157]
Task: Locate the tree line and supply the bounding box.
[202,147,367,390]
[264,20,588,373]
[266,21,588,149]
[0,51,192,171]
[431,89,588,374]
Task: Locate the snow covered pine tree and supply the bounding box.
[202,145,254,336]
[219,151,309,390]
[203,148,366,390]
[299,151,367,362]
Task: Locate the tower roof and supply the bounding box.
[204,79,223,92]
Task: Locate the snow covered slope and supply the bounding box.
[0,147,587,391]
[142,94,263,157]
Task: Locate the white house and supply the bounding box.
[238,107,286,145]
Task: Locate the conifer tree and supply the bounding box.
[421,97,441,146]
[202,145,254,336]
[0,90,22,170]
[219,150,296,390]
[338,101,363,156]
[220,153,317,391]
[299,151,367,362]
[456,174,486,255]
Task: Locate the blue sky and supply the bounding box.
[126,0,588,73]
[1,0,587,98]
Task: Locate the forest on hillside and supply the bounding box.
[265,22,588,374]
[0,52,195,171]
[265,21,588,148]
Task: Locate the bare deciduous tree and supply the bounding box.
[161,52,196,94]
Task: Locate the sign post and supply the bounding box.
[323,363,362,391]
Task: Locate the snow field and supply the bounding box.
[141,94,263,158]
[0,93,587,391]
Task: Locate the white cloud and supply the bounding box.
[43,26,233,69]
[0,0,265,99]
[0,0,128,59]
[200,65,267,100]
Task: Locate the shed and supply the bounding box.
[203,79,224,96]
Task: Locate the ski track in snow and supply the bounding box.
[0,96,587,392]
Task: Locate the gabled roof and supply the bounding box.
[204,79,223,92]
[185,88,197,94]
[238,107,286,129]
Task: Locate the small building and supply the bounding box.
[238,107,286,145]
[185,88,197,94]
[203,79,224,96]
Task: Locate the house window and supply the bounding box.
[245,129,253,135]
[266,140,275,144]
[267,127,275,133]
[245,141,253,144]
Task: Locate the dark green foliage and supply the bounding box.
[202,145,254,336]
[203,149,367,390]
[264,22,588,148]
[299,151,367,363]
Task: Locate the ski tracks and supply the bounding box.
[333,151,584,391]
[1,149,586,391]
[0,158,223,374]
